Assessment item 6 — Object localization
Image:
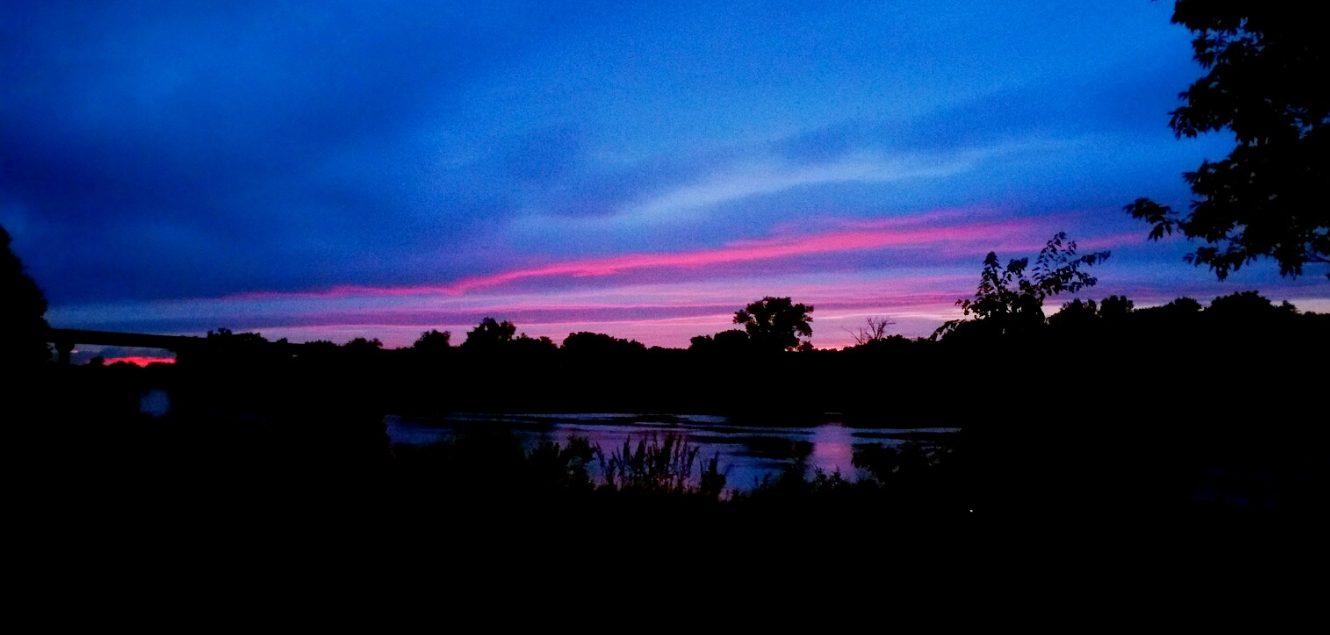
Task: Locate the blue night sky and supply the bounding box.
[4,1,1327,354]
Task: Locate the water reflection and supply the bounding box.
[385,413,958,492]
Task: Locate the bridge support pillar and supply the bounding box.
[54,339,74,365]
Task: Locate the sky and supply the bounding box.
[4,1,1328,358]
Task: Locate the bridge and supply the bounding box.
[47,328,205,365]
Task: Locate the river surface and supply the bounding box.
[385,413,958,492]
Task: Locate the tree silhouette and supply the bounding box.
[343,337,384,353]
[198,327,272,366]
[711,329,752,353]
[1125,2,1329,279]
[733,296,813,352]
[1,225,50,368]
[206,327,268,345]
[1098,295,1135,320]
[846,316,896,346]
[561,331,646,356]
[462,317,516,350]
[412,329,452,354]
[688,329,753,354]
[510,333,557,355]
[1204,289,1297,321]
[1046,298,1099,330]
[1045,295,1134,331]
[933,232,1109,339]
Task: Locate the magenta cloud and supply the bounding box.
[235,211,1037,301]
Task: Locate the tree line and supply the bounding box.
[7,228,1324,377]
[168,231,1322,367]
[45,231,1314,422]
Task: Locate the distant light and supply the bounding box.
[140,389,171,418]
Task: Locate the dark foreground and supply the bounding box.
[9,397,1326,612]
[9,323,1328,593]
[13,376,1326,524]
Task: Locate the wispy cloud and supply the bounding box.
[623,154,962,222]
[612,142,1063,225]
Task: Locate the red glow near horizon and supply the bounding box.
[102,356,176,367]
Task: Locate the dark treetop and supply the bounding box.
[1126,1,1330,279]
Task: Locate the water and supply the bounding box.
[385,413,958,492]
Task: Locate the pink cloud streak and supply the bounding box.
[237,215,1031,300]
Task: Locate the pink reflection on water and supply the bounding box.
[385,414,960,493]
[808,423,857,476]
